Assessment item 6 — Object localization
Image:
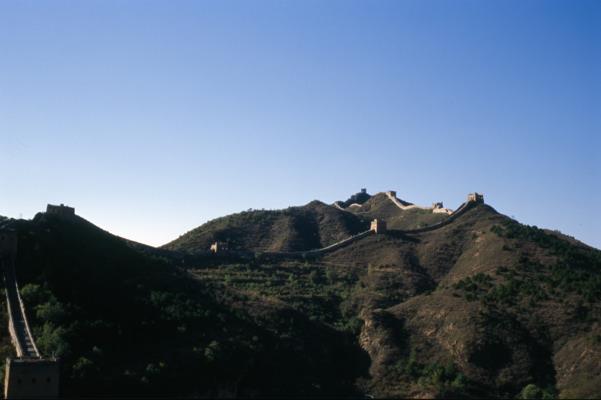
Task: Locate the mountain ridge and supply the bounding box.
[0,192,599,398]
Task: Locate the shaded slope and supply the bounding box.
[163,200,370,253]
[1,212,369,397]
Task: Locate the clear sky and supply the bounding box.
[1,0,600,248]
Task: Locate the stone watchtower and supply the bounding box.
[370,219,387,234]
[467,193,484,203]
[46,204,75,218]
[210,242,229,253]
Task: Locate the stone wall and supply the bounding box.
[403,200,476,234]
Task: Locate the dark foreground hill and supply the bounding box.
[0,213,366,397]
[1,195,600,398]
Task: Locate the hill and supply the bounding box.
[179,201,601,398]
[1,195,600,398]
[163,200,370,253]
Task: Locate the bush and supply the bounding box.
[518,383,555,399]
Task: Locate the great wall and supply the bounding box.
[0,209,63,398]
[211,192,484,258]
[383,191,454,214]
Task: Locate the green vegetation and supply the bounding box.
[518,383,555,399]
[453,273,494,302]
[490,221,601,311]
[453,222,601,316]
[190,261,363,334]
[392,350,469,397]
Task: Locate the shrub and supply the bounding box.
[518,383,555,399]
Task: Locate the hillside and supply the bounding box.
[321,203,601,397]
[0,196,600,398]
[181,202,601,398]
[163,200,370,253]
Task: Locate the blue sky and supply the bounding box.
[1,0,599,248]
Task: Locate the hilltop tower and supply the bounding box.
[46,204,75,218]
[467,193,484,203]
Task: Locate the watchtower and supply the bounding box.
[467,193,484,203]
[386,191,397,198]
[210,242,228,253]
[360,188,367,194]
[46,204,75,218]
[370,219,387,234]
[432,202,444,209]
